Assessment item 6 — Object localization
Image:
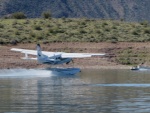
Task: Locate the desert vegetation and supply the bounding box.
[0,18,149,45]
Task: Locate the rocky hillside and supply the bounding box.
[0,0,150,21]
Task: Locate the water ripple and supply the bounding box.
[91,83,150,87]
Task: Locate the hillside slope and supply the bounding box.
[0,0,150,21]
[0,18,150,45]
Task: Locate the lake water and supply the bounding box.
[0,69,150,113]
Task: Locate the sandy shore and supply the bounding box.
[1,42,146,69]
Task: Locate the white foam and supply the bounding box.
[0,68,80,78]
[0,69,54,78]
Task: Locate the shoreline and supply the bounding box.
[1,42,147,70]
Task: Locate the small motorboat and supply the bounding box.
[131,65,150,71]
[131,66,139,70]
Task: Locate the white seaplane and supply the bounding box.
[11,44,105,75]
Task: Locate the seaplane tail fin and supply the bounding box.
[37,44,43,57]
[36,44,49,63]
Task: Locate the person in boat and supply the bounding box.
[137,63,143,68]
[137,62,149,68]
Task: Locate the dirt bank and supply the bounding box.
[1,42,149,69]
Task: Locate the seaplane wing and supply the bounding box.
[11,44,105,65]
[11,48,105,58]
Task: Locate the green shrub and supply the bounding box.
[29,31,36,37]
[33,25,42,30]
[132,30,139,35]
[0,24,4,28]
[140,21,149,26]
[11,12,27,19]
[42,11,51,19]
[15,31,20,35]
[144,28,150,34]
[79,29,87,34]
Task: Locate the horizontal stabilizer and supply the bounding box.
[11,48,25,52]
[21,57,37,60]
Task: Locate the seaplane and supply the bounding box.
[10,44,106,75]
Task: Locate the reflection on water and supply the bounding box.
[0,69,150,112]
